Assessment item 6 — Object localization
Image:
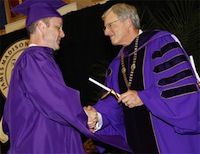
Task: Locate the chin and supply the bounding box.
[111,42,118,46]
[110,39,118,45]
[55,47,60,51]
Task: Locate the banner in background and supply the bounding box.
[0,39,29,98]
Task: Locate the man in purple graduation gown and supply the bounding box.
[86,3,200,153]
[2,0,132,153]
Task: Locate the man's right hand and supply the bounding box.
[84,106,98,133]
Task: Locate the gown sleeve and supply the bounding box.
[138,33,200,134]
[94,58,127,140]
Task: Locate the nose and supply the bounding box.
[60,29,65,38]
[104,27,110,36]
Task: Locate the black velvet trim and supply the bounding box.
[152,42,180,59]
[158,69,193,86]
[118,31,159,153]
[154,54,187,73]
[161,84,198,98]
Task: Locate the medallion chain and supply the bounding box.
[121,36,139,89]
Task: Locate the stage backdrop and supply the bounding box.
[0,0,199,153]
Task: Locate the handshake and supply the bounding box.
[84,106,101,133]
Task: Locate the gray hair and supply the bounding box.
[102,3,140,29]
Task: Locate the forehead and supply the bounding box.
[104,11,118,23]
[49,17,63,25]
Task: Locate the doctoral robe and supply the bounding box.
[94,30,200,153]
[3,46,131,153]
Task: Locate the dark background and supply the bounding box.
[0,0,6,30]
[1,0,199,153]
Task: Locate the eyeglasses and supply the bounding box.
[103,19,121,31]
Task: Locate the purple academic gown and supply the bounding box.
[94,30,200,153]
[3,46,131,153]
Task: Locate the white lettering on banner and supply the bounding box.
[0,39,29,98]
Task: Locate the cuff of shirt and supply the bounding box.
[94,112,103,131]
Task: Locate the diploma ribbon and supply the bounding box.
[101,89,119,100]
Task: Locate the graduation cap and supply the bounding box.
[12,0,67,28]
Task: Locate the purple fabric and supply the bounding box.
[12,0,66,28]
[3,46,131,153]
[94,30,200,153]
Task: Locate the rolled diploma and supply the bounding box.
[89,78,120,97]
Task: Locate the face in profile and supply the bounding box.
[43,17,65,51]
[103,12,129,46]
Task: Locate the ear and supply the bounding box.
[37,20,47,33]
[126,18,133,28]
